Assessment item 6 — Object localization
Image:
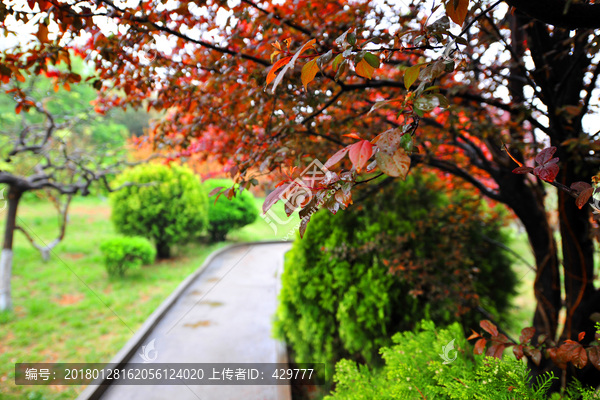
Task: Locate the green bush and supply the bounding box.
[326,320,599,400]
[110,164,209,258]
[204,179,258,241]
[274,175,517,373]
[100,236,156,277]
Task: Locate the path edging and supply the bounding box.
[75,240,290,400]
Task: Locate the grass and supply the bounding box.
[0,194,287,400]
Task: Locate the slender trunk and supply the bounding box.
[1,186,22,311]
[557,165,600,386]
[497,173,562,390]
[156,241,171,259]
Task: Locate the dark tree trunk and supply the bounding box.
[1,186,23,311]
[156,241,171,259]
[557,164,600,386]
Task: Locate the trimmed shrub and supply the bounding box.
[204,179,258,241]
[110,164,209,258]
[100,236,156,277]
[326,320,599,400]
[274,175,517,372]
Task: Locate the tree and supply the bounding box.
[2,0,600,389]
[0,81,144,311]
[109,164,209,258]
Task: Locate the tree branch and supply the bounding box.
[503,0,600,29]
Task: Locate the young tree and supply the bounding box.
[2,0,600,388]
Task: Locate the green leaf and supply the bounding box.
[332,54,344,72]
[335,59,348,81]
[414,94,440,112]
[404,64,422,90]
[363,52,380,69]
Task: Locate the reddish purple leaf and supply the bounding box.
[531,348,542,366]
[513,344,524,360]
[474,338,487,355]
[576,187,594,209]
[480,320,498,337]
[520,327,535,344]
[535,146,557,165]
[208,186,224,197]
[512,166,534,174]
[263,183,290,214]
[571,181,592,192]
[348,140,373,173]
[324,147,350,169]
[533,162,559,182]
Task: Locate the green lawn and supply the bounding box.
[0,195,289,400]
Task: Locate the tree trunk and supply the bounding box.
[156,241,171,259]
[557,165,600,386]
[1,186,22,311]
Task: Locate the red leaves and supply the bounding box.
[266,56,292,85]
[571,182,594,209]
[263,183,290,213]
[570,345,588,369]
[512,166,534,174]
[480,320,498,337]
[324,147,350,169]
[519,327,535,344]
[445,0,469,26]
[509,146,560,182]
[486,343,505,359]
[587,346,600,371]
[208,186,224,197]
[470,320,600,372]
[530,347,542,366]
[513,344,524,360]
[348,140,373,173]
[555,340,587,369]
[474,338,487,355]
[533,146,559,182]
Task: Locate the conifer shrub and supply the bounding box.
[326,320,599,400]
[204,179,258,241]
[110,164,209,258]
[274,174,517,372]
[100,236,156,277]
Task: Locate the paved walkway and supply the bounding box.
[99,243,292,400]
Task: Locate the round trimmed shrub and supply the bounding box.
[274,174,517,371]
[100,236,156,277]
[204,179,258,242]
[110,164,209,258]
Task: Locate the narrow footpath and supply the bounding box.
[85,242,292,400]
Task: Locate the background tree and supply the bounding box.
[0,81,144,311]
[2,0,600,389]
